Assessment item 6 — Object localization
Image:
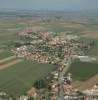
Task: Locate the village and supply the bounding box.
[0,29,98,100]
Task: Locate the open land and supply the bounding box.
[0,11,98,97]
[0,58,56,96]
[0,50,57,96]
[67,61,98,81]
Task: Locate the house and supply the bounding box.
[19,96,29,100]
[27,87,38,98]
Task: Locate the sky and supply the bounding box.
[0,0,98,11]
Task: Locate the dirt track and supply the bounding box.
[0,56,16,64]
[0,59,23,70]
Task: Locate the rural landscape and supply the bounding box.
[0,9,98,100]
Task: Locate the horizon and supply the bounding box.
[0,0,98,11]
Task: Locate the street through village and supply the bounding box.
[58,56,72,100]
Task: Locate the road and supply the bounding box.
[58,56,72,100]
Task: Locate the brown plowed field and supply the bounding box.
[72,81,83,89]
[77,75,98,91]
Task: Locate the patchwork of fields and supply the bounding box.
[0,15,98,96]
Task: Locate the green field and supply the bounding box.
[0,17,31,46]
[0,60,57,96]
[87,39,98,56]
[67,61,98,81]
[80,38,98,56]
[0,50,14,59]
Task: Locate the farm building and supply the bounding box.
[78,56,96,62]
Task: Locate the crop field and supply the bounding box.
[87,39,98,56]
[67,61,98,81]
[0,48,57,96]
[78,37,98,59]
[0,50,14,59]
[0,59,57,96]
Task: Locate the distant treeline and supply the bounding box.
[0,10,98,17]
[0,12,36,17]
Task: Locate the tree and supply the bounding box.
[33,79,47,89]
[28,97,34,100]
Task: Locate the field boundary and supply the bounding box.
[0,56,16,64]
[0,59,23,70]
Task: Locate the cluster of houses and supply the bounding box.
[48,71,60,100]
[0,89,38,100]
[1,29,97,100]
[11,30,83,99]
[48,71,98,100]
[14,30,84,64]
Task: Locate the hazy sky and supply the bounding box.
[0,0,98,11]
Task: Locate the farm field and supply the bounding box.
[78,38,98,61]
[0,46,57,96]
[87,39,98,56]
[67,61,98,81]
[0,50,14,59]
[0,60,57,96]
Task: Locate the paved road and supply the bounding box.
[58,57,72,100]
